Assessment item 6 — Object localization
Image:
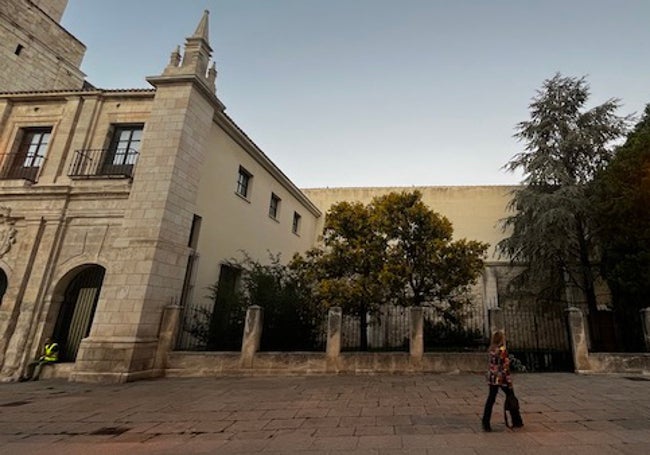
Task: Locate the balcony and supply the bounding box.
[68,148,138,179]
[0,152,43,182]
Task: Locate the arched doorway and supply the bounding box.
[52,265,106,361]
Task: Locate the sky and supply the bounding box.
[62,0,650,189]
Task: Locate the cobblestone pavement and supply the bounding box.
[0,373,649,454]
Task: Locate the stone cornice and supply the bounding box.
[145,74,225,112]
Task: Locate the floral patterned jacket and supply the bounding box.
[487,345,512,386]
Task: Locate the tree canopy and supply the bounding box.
[498,74,631,346]
[291,191,488,349]
[590,105,650,347]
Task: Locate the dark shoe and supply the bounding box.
[482,421,492,432]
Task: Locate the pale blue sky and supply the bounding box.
[63,0,649,188]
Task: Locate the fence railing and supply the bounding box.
[68,148,138,179]
[341,303,486,351]
[0,152,42,182]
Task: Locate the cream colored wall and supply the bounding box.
[302,186,516,262]
[193,122,320,306]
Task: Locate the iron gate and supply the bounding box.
[503,306,573,372]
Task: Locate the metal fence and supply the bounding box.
[341,303,487,351]
[502,305,573,372]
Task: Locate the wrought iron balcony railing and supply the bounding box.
[0,152,43,182]
[68,148,139,179]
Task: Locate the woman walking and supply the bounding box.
[481,330,523,432]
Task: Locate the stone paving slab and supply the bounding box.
[0,373,649,454]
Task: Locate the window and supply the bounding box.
[236,166,252,198]
[269,193,281,219]
[14,44,23,56]
[292,212,301,234]
[188,214,202,249]
[102,124,143,176]
[4,127,52,181]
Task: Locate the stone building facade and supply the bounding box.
[0,0,86,92]
[0,8,320,382]
[1,3,617,382]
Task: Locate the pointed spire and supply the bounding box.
[152,9,221,103]
[168,45,181,68]
[193,10,210,42]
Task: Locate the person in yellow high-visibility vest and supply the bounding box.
[20,338,58,381]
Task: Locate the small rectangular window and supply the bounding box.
[292,212,301,235]
[269,193,281,219]
[236,166,252,198]
[15,44,24,56]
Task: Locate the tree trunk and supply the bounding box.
[359,306,368,351]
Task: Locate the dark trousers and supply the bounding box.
[22,359,50,381]
[482,384,515,425]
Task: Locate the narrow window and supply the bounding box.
[14,44,23,56]
[236,166,252,198]
[4,127,52,182]
[188,214,202,249]
[292,212,301,235]
[269,193,281,220]
[102,124,143,177]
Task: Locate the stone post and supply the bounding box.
[566,307,590,372]
[641,308,650,352]
[488,308,504,337]
[240,306,263,368]
[326,307,342,359]
[153,304,182,373]
[410,307,424,363]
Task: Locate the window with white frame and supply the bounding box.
[236,166,252,198]
[269,193,281,219]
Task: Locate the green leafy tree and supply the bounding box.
[291,202,389,350]
[590,105,650,350]
[498,74,630,345]
[371,191,488,309]
[291,192,488,350]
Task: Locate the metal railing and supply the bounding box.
[68,148,138,179]
[0,152,43,182]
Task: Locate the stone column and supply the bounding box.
[240,306,263,368]
[153,304,182,373]
[410,307,424,362]
[326,307,342,359]
[488,308,504,337]
[641,308,650,352]
[566,307,590,372]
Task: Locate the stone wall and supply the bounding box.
[0,0,85,92]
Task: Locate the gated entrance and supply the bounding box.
[52,265,106,361]
[503,305,574,372]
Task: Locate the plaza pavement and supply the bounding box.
[0,372,649,454]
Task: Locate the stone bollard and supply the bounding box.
[641,308,650,352]
[410,307,424,364]
[566,307,590,372]
[488,308,504,337]
[326,307,342,359]
[240,305,263,368]
[154,305,182,373]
